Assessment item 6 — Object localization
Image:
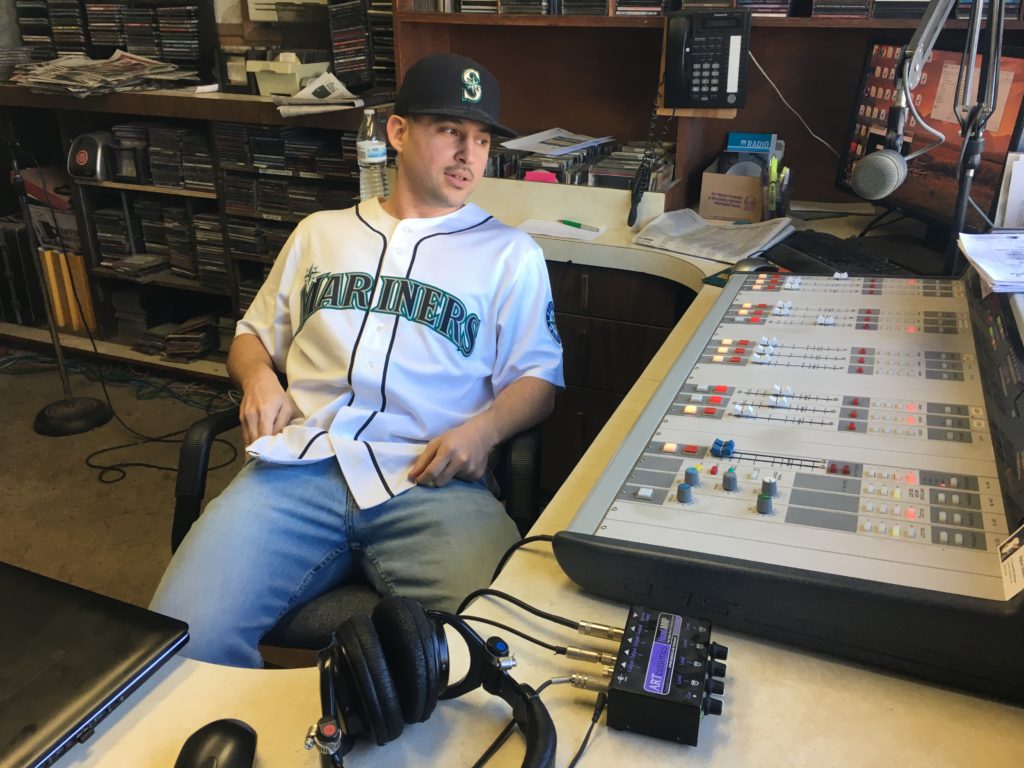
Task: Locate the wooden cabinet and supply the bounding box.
[541,261,695,498]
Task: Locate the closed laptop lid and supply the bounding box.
[0,562,189,768]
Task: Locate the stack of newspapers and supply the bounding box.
[10,50,196,96]
[958,232,1024,293]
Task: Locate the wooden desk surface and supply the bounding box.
[58,283,1024,767]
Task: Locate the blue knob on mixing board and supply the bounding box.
[723,469,739,492]
[677,483,694,503]
[684,467,701,487]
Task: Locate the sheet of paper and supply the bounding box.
[1001,155,1024,228]
[631,208,794,264]
[500,128,614,156]
[517,219,604,242]
[958,231,1024,290]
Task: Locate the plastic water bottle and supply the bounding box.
[357,108,389,201]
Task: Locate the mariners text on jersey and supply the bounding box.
[299,267,481,357]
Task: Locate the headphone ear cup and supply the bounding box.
[372,597,441,724]
[337,616,405,746]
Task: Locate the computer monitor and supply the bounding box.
[836,39,1024,263]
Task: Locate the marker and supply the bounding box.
[558,219,600,232]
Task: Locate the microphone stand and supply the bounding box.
[944,0,1004,275]
[899,0,1004,276]
[7,136,112,436]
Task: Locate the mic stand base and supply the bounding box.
[34,396,112,437]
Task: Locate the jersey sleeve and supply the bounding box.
[234,222,302,372]
[492,237,565,394]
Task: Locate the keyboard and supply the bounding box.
[763,230,914,276]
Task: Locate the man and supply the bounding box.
[150,53,564,667]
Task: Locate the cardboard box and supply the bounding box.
[698,164,763,223]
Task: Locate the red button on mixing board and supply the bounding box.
[709,396,723,404]
[704,407,717,415]
[714,385,728,393]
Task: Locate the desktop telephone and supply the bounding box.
[663,9,750,110]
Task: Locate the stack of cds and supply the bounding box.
[47,0,90,55]
[500,0,548,12]
[317,137,356,179]
[212,123,251,169]
[456,0,498,11]
[264,222,292,255]
[181,128,216,193]
[869,0,928,16]
[135,196,169,259]
[954,0,1018,16]
[84,1,125,50]
[94,207,134,266]
[560,0,608,14]
[163,204,196,277]
[192,212,228,290]
[133,322,177,355]
[156,4,200,70]
[215,316,235,355]
[367,0,395,88]
[735,0,790,15]
[283,130,328,175]
[258,179,291,218]
[223,175,260,217]
[163,314,214,361]
[111,122,151,183]
[226,218,270,262]
[123,4,160,58]
[15,0,56,60]
[811,0,868,17]
[148,124,185,188]
[328,0,373,91]
[237,266,272,313]
[0,47,36,81]
[250,126,288,172]
[111,287,149,342]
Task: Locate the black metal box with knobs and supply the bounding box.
[606,605,728,746]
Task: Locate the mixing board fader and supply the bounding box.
[554,274,1024,702]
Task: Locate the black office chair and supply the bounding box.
[172,408,542,650]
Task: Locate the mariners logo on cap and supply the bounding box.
[462,68,482,104]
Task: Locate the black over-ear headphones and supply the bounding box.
[306,596,556,768]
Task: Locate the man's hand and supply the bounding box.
[408,418,498,488]
[409,376,555,488]
[238,367,293,446]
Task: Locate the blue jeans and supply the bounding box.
[149,458,519,667]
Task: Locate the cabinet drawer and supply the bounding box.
[557,313,669,394]
[547,261,691,327]
[541,386,623,496]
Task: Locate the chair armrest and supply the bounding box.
[172,407,241,552]
[498,427,542,536]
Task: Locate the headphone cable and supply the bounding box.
[469,677,569,768]
[491,534,553,581]
[456,587,576,630]
[566,692,608,768]
[460,614,566,655]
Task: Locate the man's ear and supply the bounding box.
[386,115,409,154]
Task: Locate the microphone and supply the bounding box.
[850,99,908,201]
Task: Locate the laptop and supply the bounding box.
[0,562,189,768]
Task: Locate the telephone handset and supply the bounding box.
[663,9,751,110]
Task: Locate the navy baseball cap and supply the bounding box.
[394,53,517,138]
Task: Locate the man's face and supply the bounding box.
[388,115,493,215]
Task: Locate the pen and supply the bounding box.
[558,219,600,232]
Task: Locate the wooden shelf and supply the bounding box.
[91,266,232,296]
[77,180,218,199]
[393,11,1024,31]
[393,11,663,27]
[0,84,380,129]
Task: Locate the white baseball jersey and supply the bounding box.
[236,196,565,510]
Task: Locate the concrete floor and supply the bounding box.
[1,350,245,608]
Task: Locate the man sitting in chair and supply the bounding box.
[150,53,564,667]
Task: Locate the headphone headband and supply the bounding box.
[311,601,555,768]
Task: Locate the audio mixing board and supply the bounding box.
[553,272,1024,701]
